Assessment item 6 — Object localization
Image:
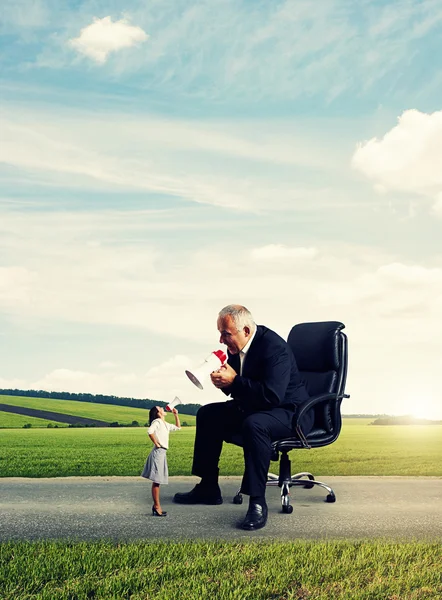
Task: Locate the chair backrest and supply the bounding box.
[287,321,348,438]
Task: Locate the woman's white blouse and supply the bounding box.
[147,418,180,449]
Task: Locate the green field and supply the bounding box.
[0,394,196,427]
[0,413,68,428]
[1,411,441,599]
[0,540,440,600]
[1,419,441,477]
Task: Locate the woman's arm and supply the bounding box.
[148,433,162,448]
[172,408,181,428]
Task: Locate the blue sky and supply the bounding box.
[1,0,441,419]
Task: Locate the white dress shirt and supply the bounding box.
[239,327,257,375]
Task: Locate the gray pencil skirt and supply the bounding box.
[141,447,168,484]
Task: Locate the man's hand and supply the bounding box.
[211,363,237,389]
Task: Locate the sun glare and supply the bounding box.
[401,393,442,421]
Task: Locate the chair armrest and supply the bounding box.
[293,392,348,427]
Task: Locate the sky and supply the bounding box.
[1,0,441,419]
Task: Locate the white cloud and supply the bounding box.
[0,209,440,341]
[26,368,141,398]
[0,209,441,416]
[0,106,350,212]
[35,368,99,390]
[352,109,442,214]
[0,267,36,306]
[68,16,148,63]
[251,244,318,260]
[0,376,27,389]
[432,193,442,217]
[99,361,120,369]
[377,263,442,286]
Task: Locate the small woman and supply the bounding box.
[141,405,181,516]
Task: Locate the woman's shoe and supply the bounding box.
[152,505,167,517]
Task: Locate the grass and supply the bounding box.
[1,415,440,599]
[0,540,440,599]
[0,427,199,477]
[0,394,197,427]
[0,413,68,428]
[0,421,441,477]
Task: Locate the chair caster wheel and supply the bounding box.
[303,482,314,489]
[282,504,293,514]
[233,494,243,504]
[326,494,336,503]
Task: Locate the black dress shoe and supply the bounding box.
[173,483,223,505]
[240,503,268,531]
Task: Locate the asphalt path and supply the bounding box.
[0,403,110,426]
[1,476,441,542]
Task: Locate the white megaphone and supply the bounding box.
[185,350,227,390]
[165,396,183,412]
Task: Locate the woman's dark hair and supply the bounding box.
[149,406,161,426]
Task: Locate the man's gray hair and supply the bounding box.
[218,304,256,331]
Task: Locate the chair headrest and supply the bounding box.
[287,321,345,372]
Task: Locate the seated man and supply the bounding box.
[174,304,314,531]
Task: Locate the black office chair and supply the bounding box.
[231,321,349,513]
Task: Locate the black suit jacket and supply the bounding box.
[222,325,312,431]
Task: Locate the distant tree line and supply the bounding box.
[343,414,391,418]
[370,415,441,425]
[21,420,191,429]
[0,389,201,416]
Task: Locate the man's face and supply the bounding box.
[217,315,251,355]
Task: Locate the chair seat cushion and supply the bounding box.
[225,424,331,448]
[308,427,327,438]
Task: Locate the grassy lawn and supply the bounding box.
[1,421,441,477]
[0,427,198,477]
[0,540,440,600]
[0,394,196,427]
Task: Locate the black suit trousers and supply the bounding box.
[191,400,295,497]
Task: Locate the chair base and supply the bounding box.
[232,473,336,512]
[232,448,337,513]
[270,471,336,512]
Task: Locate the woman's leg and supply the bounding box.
[152,482,161,511]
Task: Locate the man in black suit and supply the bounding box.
[174,304,313,530]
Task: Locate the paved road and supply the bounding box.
[1,476,441,542]
[0,403,110,426]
